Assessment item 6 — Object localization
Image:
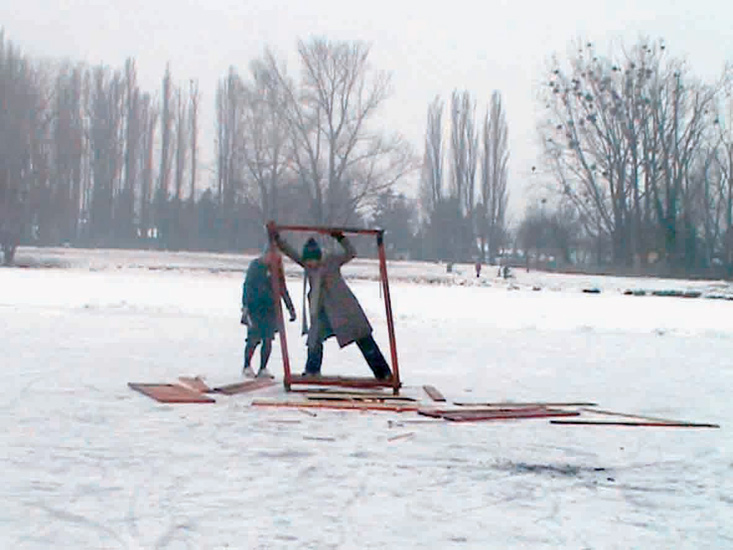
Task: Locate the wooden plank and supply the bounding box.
[178,376,211,393]
[418,406,580,422]
[550,419,720,428]
[387,432,415,442]
[453,401,597,407]
[291,388,385,395]
[420,405,553,415]
[422,385,446,402]
[252,399,418,412]
[305,392,416,402]
[212,378,277,395]
[128,383,216,404]
[579,407,696,425]
[288,375,399,390]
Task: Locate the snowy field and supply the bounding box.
[2,246,732,549]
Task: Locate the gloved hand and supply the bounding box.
[288,307,297,322]
[330,230,344,241]
[240,306,251,326]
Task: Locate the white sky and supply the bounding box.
[3,0,732,215]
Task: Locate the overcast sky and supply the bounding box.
[3,0,732,216]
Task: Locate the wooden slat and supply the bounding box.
[453,401,597,407]
[420,405,553,415]
[288,375,399,390]
[422,385,446,402]
[178,376,211,393]
[252,399,418,412]
[212,378,277,395]
[579,407,696,425]
[305,392,416,402]
[550,419,719,428]
[418,406,579,422]
[128,383,216,404]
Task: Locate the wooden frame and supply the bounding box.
[266,222,402,395]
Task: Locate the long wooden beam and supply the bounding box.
[551,420,719,428]
[252,399,418,412]
[453,401,598,407]
[273,224,382,236]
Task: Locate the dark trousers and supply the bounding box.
[304,335,392,380]
[244,335,272,372]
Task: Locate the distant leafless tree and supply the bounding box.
[215,68,242,208]
[480,90,509,262]
[449,90,478,257]
[450,90,477,216]
[138,93,157,239]
[119,58,142,242]
[156,64,174,243]
[238,53,292,223]
[51,63,85,243]
[419,96,444,221]
[188,79,199,205]
[539,38,720,270]
[268,37,414,225]
[0,34,46,264]
[88,65,124,243]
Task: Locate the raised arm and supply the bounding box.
[329,231,356,267]
[271,231,304,267]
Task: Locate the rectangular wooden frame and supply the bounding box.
[266,222,402,395]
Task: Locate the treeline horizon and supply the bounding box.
[2,30,732,279]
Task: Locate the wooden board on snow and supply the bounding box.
[252,398,418,412]
[178,376,212,393]
[212,378,277,395]
[422,385,446,402]
[418,406,579,422]
[453,401,597,407]
[305,392,416,402]
[128,383,216,404]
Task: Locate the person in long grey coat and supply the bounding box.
[272,228,392,380]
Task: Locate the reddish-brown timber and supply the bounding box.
[128,383,216,404]
[252,399,418,412]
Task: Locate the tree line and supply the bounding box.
[3,30,732,278]
[0,33,418,265]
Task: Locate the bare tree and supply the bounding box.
[448,90,478,259]
[450,90,477,215]
[138,93,157,241]
[215,67,242,207]
[419,96,444,220]
[88,65,124,243]
[188,79,199,204]
[269,37,414,225]
[156,63,174,244]
[51,63,85,243]
[0,34,47,264]
[238,53,292,223]
[539,38,718,269]
[480,90,509,262]
[119,58,142,242]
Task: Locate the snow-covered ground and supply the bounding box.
[2,246,732,549]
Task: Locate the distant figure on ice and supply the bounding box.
[241,245,296,379]
[270,226,392,380]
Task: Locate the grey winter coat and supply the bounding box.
[275,234,372,349]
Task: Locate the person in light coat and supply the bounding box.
[271,228,392,380]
